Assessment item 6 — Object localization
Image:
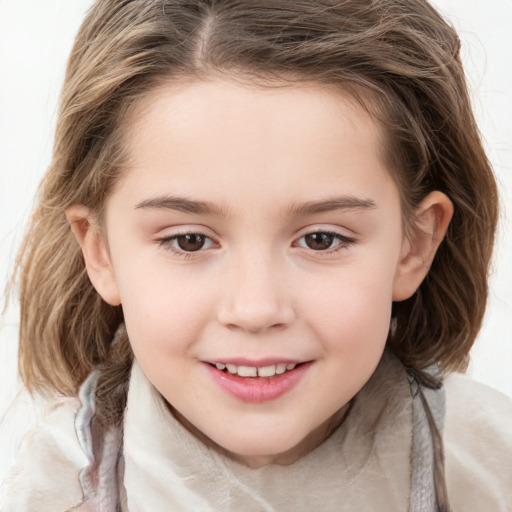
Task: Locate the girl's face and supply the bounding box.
[82,79,441,467]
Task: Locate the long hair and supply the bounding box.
[14,0,498,425]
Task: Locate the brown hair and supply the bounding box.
[13,0,498,425]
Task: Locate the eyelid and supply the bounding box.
[153,225,357,259]
[293,227,357,254]
[154,227,219,258]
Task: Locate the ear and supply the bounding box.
[65,205,121,306]
[392,191,453,301]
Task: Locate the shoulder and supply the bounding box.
[1,395,87,512]
[443,373,512,511]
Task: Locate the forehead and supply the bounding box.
[124,77,385,150]
[113,78,397,216]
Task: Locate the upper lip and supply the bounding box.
[203,358,308,367]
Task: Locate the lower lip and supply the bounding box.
[203,362,312,403]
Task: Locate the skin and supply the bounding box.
[67,79,452,468]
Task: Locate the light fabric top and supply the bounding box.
[2,353,512,511]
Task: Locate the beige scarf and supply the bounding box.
[69,351,449,512]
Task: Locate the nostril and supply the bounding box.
[216,288,295,334]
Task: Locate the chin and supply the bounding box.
[226,436,294,456]
[211,427,309,466]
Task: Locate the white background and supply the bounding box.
[1,0,511,488]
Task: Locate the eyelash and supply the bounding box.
[155,229,356,259]
[155,230,218,259]
[293,230,356,254]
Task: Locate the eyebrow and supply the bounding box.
[287,196,377,216]
[134,194,377,217]
[135,196,228,216]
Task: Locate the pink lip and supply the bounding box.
[203,361,312,403]
[205,357,303,367]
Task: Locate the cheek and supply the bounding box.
[303,270,394,400]
[299,258,396,350]
[115,262,215,362]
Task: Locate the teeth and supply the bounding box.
[238,366,258,377]
[226,364,238,374]
[276,364,287,375]
[214,362,299,377]
[258,365,277,377]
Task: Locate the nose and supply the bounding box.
[216,250,295,334]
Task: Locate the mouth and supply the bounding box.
[207,361,303,378]
[203,360,312,403]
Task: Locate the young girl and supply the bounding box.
[2,0,512,510]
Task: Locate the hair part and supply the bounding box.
[13,0,498,425]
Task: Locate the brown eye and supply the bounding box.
[176,233,206,252]
[304,232,335,250]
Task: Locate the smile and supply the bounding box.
[210,362,298,378]
[203,360,312,403]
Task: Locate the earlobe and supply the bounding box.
[392,191,453,301]
[65,205,121,306]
